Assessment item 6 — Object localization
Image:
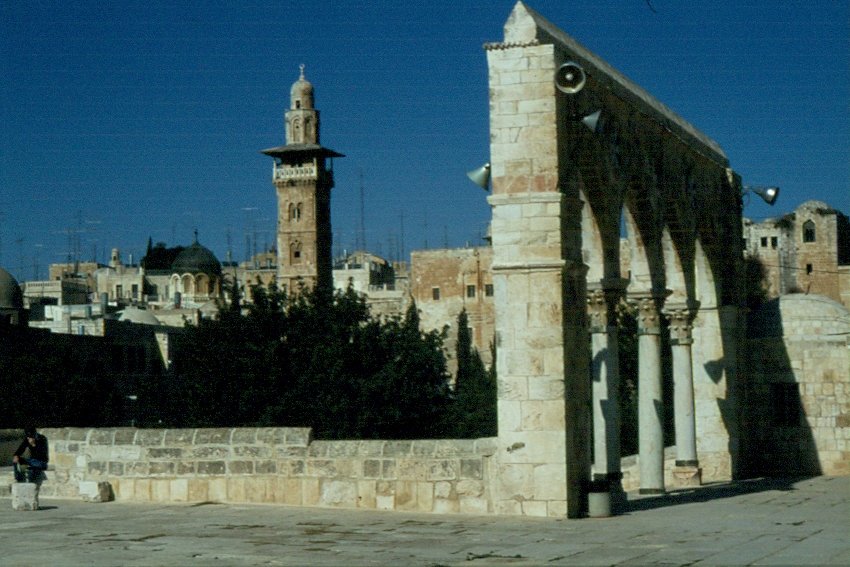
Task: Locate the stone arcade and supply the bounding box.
[484,2,743,516]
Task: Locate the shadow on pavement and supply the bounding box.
[623,476,812,513]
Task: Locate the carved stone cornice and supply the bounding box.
[483,39,540,51]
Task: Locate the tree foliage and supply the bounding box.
[167,284,454,439]
[447,309,497,438]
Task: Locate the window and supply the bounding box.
[131,284,139,299]
[432,287,440,300]
[806,264,813,275]
[115,285,123,299]
[803,220,815,243]
[770,237,777,249]
[485,283,494,297]
[771,383,801,427]
[760,237,768,247]
[466,285,476,298]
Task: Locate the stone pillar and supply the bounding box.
[587,280,628,501]
[665,302,702,487]
[12,483,39,511]
[633,291,668,494]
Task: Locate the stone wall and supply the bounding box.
[36,427,497,514]
[745,294,850,477]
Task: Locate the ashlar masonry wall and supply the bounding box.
[38,427,497,514]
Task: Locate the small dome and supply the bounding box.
[0,267,23,310]
[290,64,314,110]
[118,306,160,326]
[172,241,222,276]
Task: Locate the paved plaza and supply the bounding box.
[1,475,848,566]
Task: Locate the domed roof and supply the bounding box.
[118,306,160,326]
[0,267,23,310]
[172,239,222,276]
[290,64,314,109]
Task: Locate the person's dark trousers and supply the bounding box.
[13,458,47,483]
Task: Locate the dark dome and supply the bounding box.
[0,267,23,310]
[171,242,222,275]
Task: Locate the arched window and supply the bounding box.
[803,220,816,243]
[291,241,302,264]
[288,203,301,222]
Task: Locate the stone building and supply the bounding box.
[410,247,495,371]
[743,200,850,309]
[263,66,343,294]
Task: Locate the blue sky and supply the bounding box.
[1,1,848,282]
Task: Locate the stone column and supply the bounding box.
[587,280,628,501]
[665,302,702,487]
[632,291,669,494]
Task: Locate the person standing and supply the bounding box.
[12,427,49,483]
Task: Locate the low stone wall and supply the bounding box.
[37,427,498,514]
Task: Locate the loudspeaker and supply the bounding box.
[555,61,586,94]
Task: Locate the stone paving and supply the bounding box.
[1,475,847,566]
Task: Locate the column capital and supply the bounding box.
[664,300,700,345]
[628,289,671,335]
[586,278,628,333]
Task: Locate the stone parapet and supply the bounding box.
[36,428,497,515]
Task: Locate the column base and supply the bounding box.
[672,464,702,487]
[592,472,627,514]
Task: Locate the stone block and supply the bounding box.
[135,429,166,446]
[170,479,189,502]
[208,478,227,502]
[256,427,286,445]
[134,479,152,501]
[152,479,170,501]
[460,459,483,480]
[163,429,195,445]
[245,477,268,503]
[79,480,113,503]
[303,478,320,505]
[427,460,457,481]
[193,428,231,444]
[376,494,394,510]
[357,480,376,508]
[187,479,209,502]
[320,480,357,507]
[230,429,257,444]
[12,483,38,511]
[416,482,434,512]
[227,478,246,502]
[284,428,312,447]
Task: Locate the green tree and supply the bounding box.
[448,309,497,438]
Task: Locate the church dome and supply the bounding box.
[0,267,23,310]
[172,240,222,276]
[290,64,314,110]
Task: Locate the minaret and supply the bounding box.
[262,65,343,294]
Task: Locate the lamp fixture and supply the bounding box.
[743,185,780,206]
[466,162,491,190]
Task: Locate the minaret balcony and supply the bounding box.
[273,163,318,181]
